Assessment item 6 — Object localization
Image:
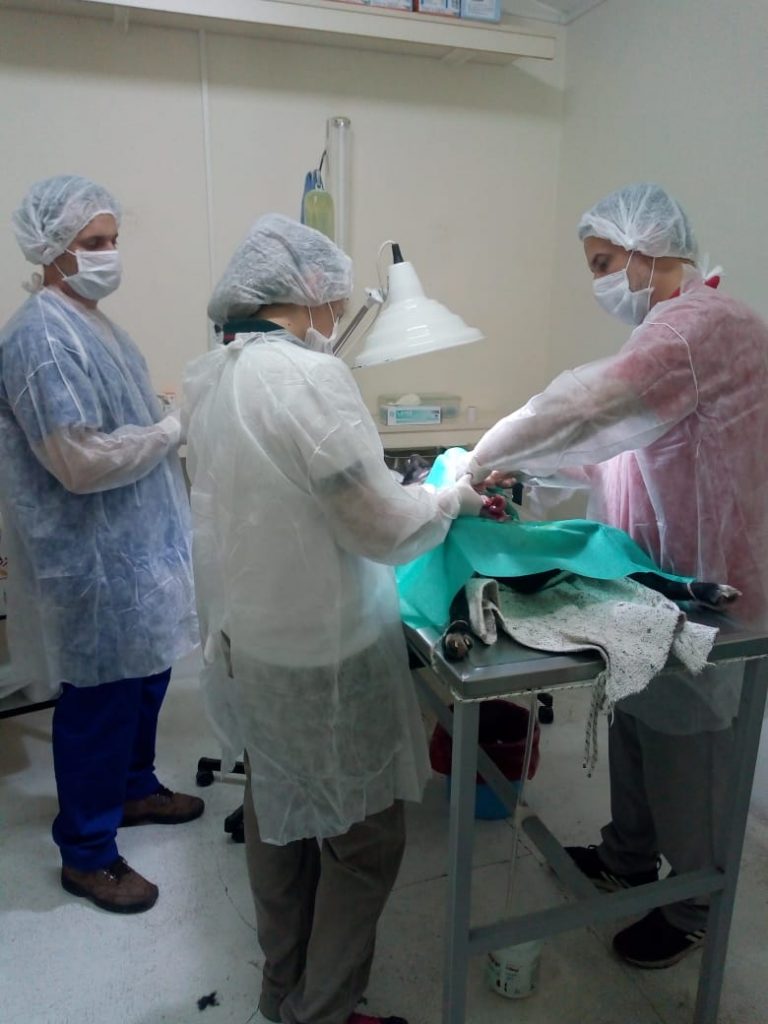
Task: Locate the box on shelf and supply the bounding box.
[379,393,461,425]
[384,405,442,426]
[366,0,414,9]
[414,0,461,16]
[330,0,413,7]
[460,0,501,22]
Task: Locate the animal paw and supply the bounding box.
[688,582,742,609]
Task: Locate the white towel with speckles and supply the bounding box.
[465,575,717,770]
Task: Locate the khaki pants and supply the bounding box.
[243,765,406,1024]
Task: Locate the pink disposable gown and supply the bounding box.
[471,277,768,731]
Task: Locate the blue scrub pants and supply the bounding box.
[51,669,171,871]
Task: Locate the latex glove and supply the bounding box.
[455,476,486,517]
[443,447,472,481]
[469,463,518,491]
[160,410,183,447]
[454,452,489,486]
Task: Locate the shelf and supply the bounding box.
[75,0,556,64]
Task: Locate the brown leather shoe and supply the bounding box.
[61,857,158,913]
[121,785,205,826]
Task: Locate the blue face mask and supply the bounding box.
[593,253,656,327]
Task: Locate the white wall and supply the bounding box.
[0,7,565,418]
[3,1,764,431]
[551,0,768,373]
[0,10,210,398]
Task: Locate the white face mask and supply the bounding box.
[593,253,656,327]
[305,303,340,353]
[56,249,123,301]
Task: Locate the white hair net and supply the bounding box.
[207,213,353,325]
[12,175,122,266]
[577,183,698,262]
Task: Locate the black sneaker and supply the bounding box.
[565,845,659,892]
[613,908,706,968]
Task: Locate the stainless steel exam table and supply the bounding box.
[405,612,768,1024]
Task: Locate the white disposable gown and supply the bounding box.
[0,288,198,698]
[469,277,768,733]
[184,327,462,845]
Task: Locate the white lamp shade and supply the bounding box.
[352,261,484,368]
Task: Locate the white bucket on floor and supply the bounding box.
[485,941,542,999]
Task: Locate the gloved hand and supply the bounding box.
[465,462,518,492]
[444,448,472,481]
[453,452,490,486]
[160,410,183,448]
[455,475,486,517]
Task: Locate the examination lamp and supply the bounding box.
[333,242,484,367]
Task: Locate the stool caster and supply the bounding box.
[537,693,554,724]
[224,805,245,843]
[196,756,222,787]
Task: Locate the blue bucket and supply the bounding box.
[445,776,520,820]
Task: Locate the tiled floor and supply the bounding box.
[1,651,767,1024]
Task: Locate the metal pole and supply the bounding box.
[443,700,479,1024]
[503,690,538,912]
[693,657,768,1023]
[326,116,351,254]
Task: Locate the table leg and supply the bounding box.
[503,691,538,913]
[443,699,480,1024]
[694,657,768,1024]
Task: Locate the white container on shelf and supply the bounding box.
[415,0,461,16]
[378,393,461,425]
[385,405,442,425]
[364,0,413,9]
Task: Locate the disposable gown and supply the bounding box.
[0,288,198,698]
[469,277,768,733]
[184,328,462,845]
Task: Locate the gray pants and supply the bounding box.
[243,767,406,1024]
[597,706,735,932]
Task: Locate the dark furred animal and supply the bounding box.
[392,453,740,659]
[443,570,740,662]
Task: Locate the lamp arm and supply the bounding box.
[333,288,385,359]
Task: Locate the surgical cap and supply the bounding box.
[207,213,353,324]
[12,175,122,266]
[577,183,698,262]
